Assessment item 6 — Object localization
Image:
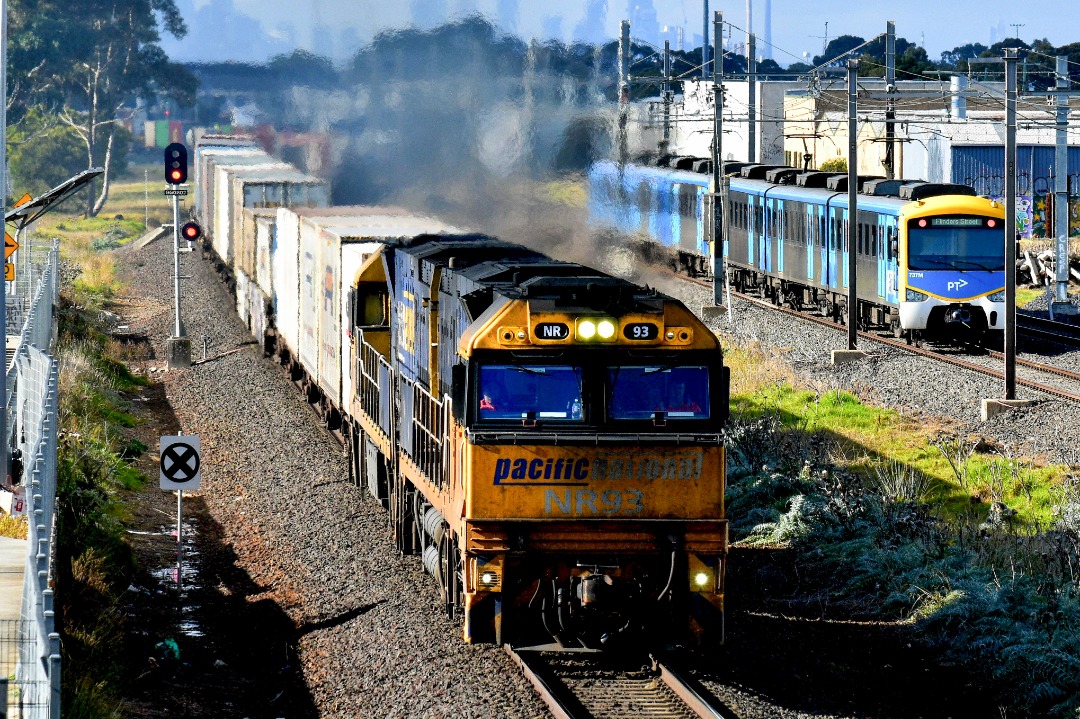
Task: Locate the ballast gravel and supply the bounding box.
[113,233,1080,719]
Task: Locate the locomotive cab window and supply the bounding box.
[352,283,389,328]
[607,365,710,420]
[477,364,584,422]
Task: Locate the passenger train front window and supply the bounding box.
[907,223,1005,271]
[477,364,584,421]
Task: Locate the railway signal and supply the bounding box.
[181,221,202,242]
[164,142,188,185]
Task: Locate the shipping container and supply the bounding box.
[193,135,262,225]
[254,214,276,299]
[195,147,267,231]
[239,208,277,282]
[144,121,156,149]
[155,120,169,149]
[235,268,250,326]
[250,282,269,344]
[213,161,291,264]
[229,167,328,279]
[168,121,183,144]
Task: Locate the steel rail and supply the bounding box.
[506,645,737,719]
[699,277,1080,404]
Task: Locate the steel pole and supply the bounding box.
[172,193,182,338]
[1055,55,1070,305]
[847,58,859,350]
[1004,48,1018,400]
[747,34,756,163]
[712,11,724,306]
[702,0,709,80]
[884,21,896,179]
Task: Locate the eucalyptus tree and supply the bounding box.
[10,0,196,215]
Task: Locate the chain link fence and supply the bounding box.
[0,242,62,719]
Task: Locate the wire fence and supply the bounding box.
[0,242,62,719]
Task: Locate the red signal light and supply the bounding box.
[181,222,202,241]
[987,219,996,228]
[918,219,927,228]
[164,142,188,185]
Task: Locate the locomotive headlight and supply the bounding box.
[694,572,710,587]
[905,288,929,302]
[988,290,1006,302]
[597,319,616,339]
[577,319,597,339]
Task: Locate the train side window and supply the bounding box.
[353,284,389,328]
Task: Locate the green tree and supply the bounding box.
[11,0,196,217]
[819,157,847,172]
[7,109,86,196]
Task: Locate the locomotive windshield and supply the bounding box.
[478,364,585,421]
[906,216,1005,271]
[608,365,710,419]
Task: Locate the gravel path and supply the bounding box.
[116,237,549,719]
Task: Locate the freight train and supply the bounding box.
[193,135,730,648]
[588,159,1008,345]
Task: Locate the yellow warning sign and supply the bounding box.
[4,232,17,260]
[4,264,13,282]
[12,193,31,209]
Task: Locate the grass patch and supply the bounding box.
[47,168,167,718]
[0,515,28,540]
[724,342,1064,526]
[723,337,1080,716]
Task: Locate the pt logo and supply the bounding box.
[160,435,202,490]
[947,279,969,293]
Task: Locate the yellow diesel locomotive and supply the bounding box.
[346,234,729,648]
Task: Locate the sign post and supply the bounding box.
[160,434,201,592]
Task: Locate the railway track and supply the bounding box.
[696,277,1080,404]
[1017,312,1080,349]
[507,646,736,719]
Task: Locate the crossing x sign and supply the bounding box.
[160,435,201,490]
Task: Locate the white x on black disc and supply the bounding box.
[161,442,200,482]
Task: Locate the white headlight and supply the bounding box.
[578,320,596,339]
[694,572,710,587]
[597,319,616,339]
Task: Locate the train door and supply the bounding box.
[805,204,815,281]
[747,195,756,266]
[824,205,837,289]
[880,215,899,304]
[775,199,785,274]
[841,208,850,290]
[756,196,767,269]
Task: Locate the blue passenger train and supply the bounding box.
[588,159,1007,344]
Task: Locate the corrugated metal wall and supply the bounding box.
[952,145,1080,196]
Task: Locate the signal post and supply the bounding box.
[163,143,200,369]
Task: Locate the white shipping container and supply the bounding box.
[297,218,323,383]
[255,215,275,299]
[235,269,250,328]
[250,283,268,345]
[195,146,265,229]
[213,161,289,265]
[274,208,303,362]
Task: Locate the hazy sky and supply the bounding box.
[171,0,1076,64]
